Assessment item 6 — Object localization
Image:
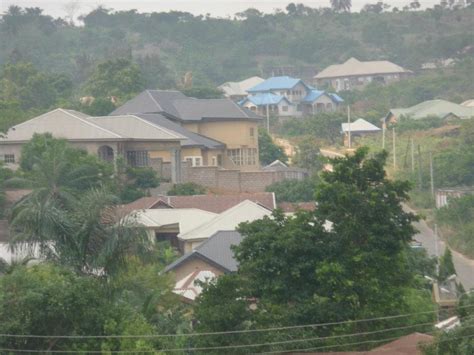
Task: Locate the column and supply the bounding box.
[170,148,182,184]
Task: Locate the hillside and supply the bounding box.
[1,5,473,89]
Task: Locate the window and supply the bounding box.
[250,127,255,137]
[126,151,149,167]
[326,103,333,111]
[211,156,217,166]
[227,149,242,166]
[184,156,202,167]
[4,154,15,163]
[282,106,288,112]
[244,148,257,165]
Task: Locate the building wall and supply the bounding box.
[318,72,411,92]
[169,257,225,283]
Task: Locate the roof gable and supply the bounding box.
[1,108,121,142]
[219,76,265,97]
[179,199,272,241]
[342,118,381,133]
[242,93,291,106]
[389,99,474,120]
[247,76,308,93]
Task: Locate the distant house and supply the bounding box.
[131,199,272,253]
[165,230,242,302]
[111,90,262,171]
[218,76,265,101]
[240,76,342,117]
[314,57,413,92]
[0,109,185,182]
[385,99,474,124]
[341,118,381,147]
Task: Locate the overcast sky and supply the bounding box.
[0,0,441,18]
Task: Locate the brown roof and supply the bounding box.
[296,333,433,355]
[278,202,316,213]
[122,192,276,214]
[369,333,433,355]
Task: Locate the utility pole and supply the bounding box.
[417,145,423,189]
[382,122,386,149]
[434,224,440,274]
[392,127,396,170]
[411,137,415,174]
[266,104,270,132]
[347,105,352,149]
[430,151,435,197]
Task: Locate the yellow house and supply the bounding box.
[110,90,262,171]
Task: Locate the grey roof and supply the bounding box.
[388,99,474,120]
[134,113,225,149]
[110,90,262,122]
[165,231,242,273]
[341,118,381,133]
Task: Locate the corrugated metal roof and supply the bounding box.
[219,76,265,97]
[315,57,411,79]
[341,118,381,133]
[242,93,290,106]
[179,200,272,241]
[247,76,307,92]
[389,99,474,120]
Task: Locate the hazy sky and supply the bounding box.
[0,0,441,18]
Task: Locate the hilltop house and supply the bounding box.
[218,76,265,101]
[239,76,343,117]
[0,109,185,182]
[385,99,474,124]
[110,90,262,171]
[314,57,413,92]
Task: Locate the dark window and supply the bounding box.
[4,154,15,163]
[127,151,149,167]
[250,127,255,137]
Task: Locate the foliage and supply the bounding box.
[80,97,117,116]
[0,263,173,352]
[194,148,434,352]
[436,195,474,257]
[292,137,326,172]
[182,86,224,99]
[83,59,145,99]
[258,129,288,166]
[167,182,207,196]
[438,248,456,282]
[394,115,445,133]
[266,177,318,202]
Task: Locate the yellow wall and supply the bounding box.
[183,121,258,149]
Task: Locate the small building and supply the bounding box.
[240,93,295,117]
[341,118,381,146]
[218,76,265,101]
[435,187,474,209]
[314,57,413,92]
[385,99,474,124]
[165,230,242,302]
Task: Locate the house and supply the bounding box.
[0,109,186,182]
[262,160,308,180]
[341,118,381,146]
[435,187,474,208]
[110,90,262,171]
[385,99,474,124]
[165,230,242,302]
[241,76,342,117]
[121,192,276,214]
[314,57,413,92]
[218,76,265,101]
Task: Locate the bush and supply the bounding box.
[167,182,206,196]
[266,177,318,202]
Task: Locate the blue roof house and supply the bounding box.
[242,76,343,117]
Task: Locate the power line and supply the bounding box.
[260,327,474,354]
[1,304,473,340]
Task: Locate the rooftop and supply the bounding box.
[219,76,265,97]
[242,93,291,106]
[247,76,308,93]
[165,230,243,273]
[342,118,381,133]
[388,99,474,120]
[314,57,412,79]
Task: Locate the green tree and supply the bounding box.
[194,148,433,352]
[182,86,224,99]
[80,97,117,116]
[266,177,318,202]
[438,248,456,282]
[84,59,145,98]
[167,182,206,196]
[330,0,352,12]
[292,137,325,172]
[0,263,159,352]
[258,129,288,166]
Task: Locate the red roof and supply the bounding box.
[122,192,276,214]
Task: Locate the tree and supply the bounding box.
[80,97,116,116]
[330,0,352,12]
[167,182,206,196]
[182,86,224,99]
[265,177,318,202]
[194,148,434,352]
[258,129,288,166]
[83,59,145,98]
[0,263,160,352]
[292,137,325,172]
[438,248,456,282]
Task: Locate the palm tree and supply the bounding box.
[330,0,352,12]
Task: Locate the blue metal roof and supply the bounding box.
[247,76,307,93]
[302,89,345,104]
[241,93,291,106]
